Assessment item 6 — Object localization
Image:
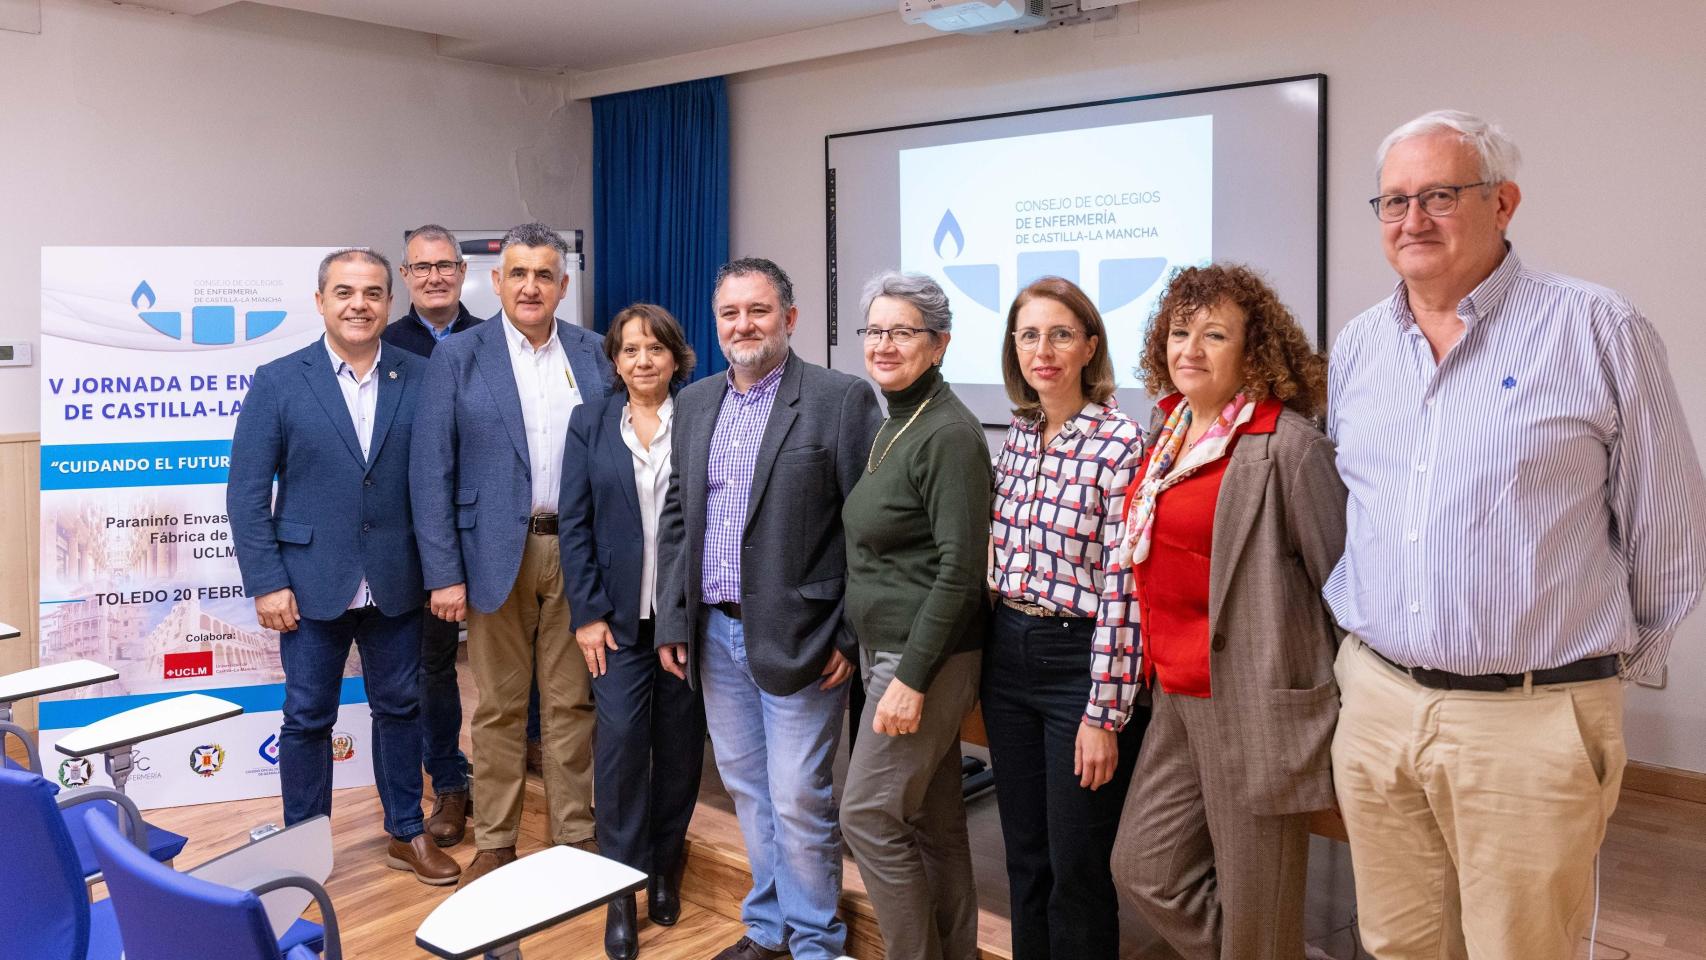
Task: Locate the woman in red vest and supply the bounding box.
[1106,264,1346,960]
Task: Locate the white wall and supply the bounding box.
[0,0,594,435]
[726,0,1706,770]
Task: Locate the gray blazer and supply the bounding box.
[655,351,882,696]
[1145,402,1347,815]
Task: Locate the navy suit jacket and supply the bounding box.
[410,316,615,614]
[227,339,427,621]
[558,389,679,647]
[380,302,486,359]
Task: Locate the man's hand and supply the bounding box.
[255,588,300,633]
[658,643,689,680]
[430,584,467,623]
[819,648,853,690]
[576,620,618,677]
[872,676,925,736]
[1074,722,1119,790]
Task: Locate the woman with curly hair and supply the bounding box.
[1105,264,1347,960]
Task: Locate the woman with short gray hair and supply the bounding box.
[840,271,989,960]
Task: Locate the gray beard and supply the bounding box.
[722,334,785,372]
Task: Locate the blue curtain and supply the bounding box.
[592,76,730,381]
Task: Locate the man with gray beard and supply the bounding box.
[655,258,881,960]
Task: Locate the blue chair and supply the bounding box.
[85,810,342,960]
[0,766,131,959]
[0,717,189,878]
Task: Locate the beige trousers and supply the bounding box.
[1331,638,1626,960]
[466,531,595,848]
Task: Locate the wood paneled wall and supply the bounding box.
[0,432,41,732]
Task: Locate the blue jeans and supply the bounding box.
[419,611,469,793]
[699,608,847,960]
[279,606,425,840]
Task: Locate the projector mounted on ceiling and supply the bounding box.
[899,0,1048,34]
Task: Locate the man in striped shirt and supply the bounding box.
[1325,110,1706,959]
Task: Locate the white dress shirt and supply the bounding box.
[620,397,674,619]
[326,337,380,609]
[501,316,582,515]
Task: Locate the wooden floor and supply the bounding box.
[67,644,1706,959]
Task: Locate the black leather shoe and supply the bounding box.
[605,893,638,960]
[647,862,682,927]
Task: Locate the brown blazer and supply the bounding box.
[1142,402,1347,815]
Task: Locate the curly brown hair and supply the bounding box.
[1138,264,1326,416]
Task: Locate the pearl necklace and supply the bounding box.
[866,394,934,474]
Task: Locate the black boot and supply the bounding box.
[604,893,638,960]
[647,861,682,927]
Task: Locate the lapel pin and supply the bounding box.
[389,370,398,380]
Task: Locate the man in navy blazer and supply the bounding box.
[228,248,460,885]
[380,223,486,847]
[411,222,614,884]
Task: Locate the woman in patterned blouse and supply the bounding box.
[985,275,1146,960]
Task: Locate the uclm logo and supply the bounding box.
[164,651,214,679]
[130,280,288,345]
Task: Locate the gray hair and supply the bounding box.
[1376,110,1522,186]
[499,222,569,272]
[404,223,462,257]
[859,271,952,335]
[317,248,392,293]
[714,258,794,312]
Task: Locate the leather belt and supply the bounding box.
[1000,597,1060,618]
[527,513,558,536]
[710,602,742,621]
[1366,645,1619,692]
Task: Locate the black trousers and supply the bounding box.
[981,604,1146,960]
[592,619,707,876]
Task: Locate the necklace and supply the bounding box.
[867,394,934,474]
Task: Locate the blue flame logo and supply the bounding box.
[931,209,1167,314]
[131,280,288,345]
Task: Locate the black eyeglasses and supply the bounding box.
[1368,182,1489,222]
[857,326,930,345]
[404,260,465,277]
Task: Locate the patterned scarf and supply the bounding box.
[1118,393,1254,567]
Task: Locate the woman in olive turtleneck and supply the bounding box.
[840,271,991,960]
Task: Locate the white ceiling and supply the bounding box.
[149,0,902,72]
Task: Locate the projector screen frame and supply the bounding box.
[824,72,1328,424]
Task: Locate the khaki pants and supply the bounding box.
[466,531,595,848]
[1331,638,1625,960]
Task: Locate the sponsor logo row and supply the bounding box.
[56,731,357,787]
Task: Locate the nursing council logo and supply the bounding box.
[58,757,94,788]
[929,208,1168,314]
[331,732,357,763]
[189,744,226,777]
[130,279,288,346]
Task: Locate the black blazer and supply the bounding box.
[655,352,882,695]
[381,302,486,358]
[558,389,677,648]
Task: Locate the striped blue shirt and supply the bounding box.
[1324,249,1706,682]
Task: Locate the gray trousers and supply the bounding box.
[1111,685,1311,960]
[841,649,982,960]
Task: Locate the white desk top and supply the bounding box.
[0,622,19,641]
[54,693,242,757]
[415,846,646,959]
[190,816,334,940]
[0,659,119,704]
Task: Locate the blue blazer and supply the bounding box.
[410,316,614,614]
[558,390,675,647]
[227,339,427,621]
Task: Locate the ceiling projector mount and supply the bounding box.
[900,0,1138,35]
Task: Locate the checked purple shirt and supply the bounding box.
[701,361,786,605]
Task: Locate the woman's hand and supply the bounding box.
[575,620,618,677]
[1075,722,1119,790]
[872,677,926,736]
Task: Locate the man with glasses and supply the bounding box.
[382,224,485,849]
[1326,110,1706,958]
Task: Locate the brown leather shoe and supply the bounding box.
[525,739,543,776]
[384,834,461,886]
[462,845,518,885]
[426,790,471,847]
[710,935,789,959]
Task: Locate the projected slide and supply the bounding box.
[899,114,1213,388]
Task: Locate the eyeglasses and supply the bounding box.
[1368,182,1489,222]
[404,260,465,277]
[1013,327,1082,352]
[857,326,930,345]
